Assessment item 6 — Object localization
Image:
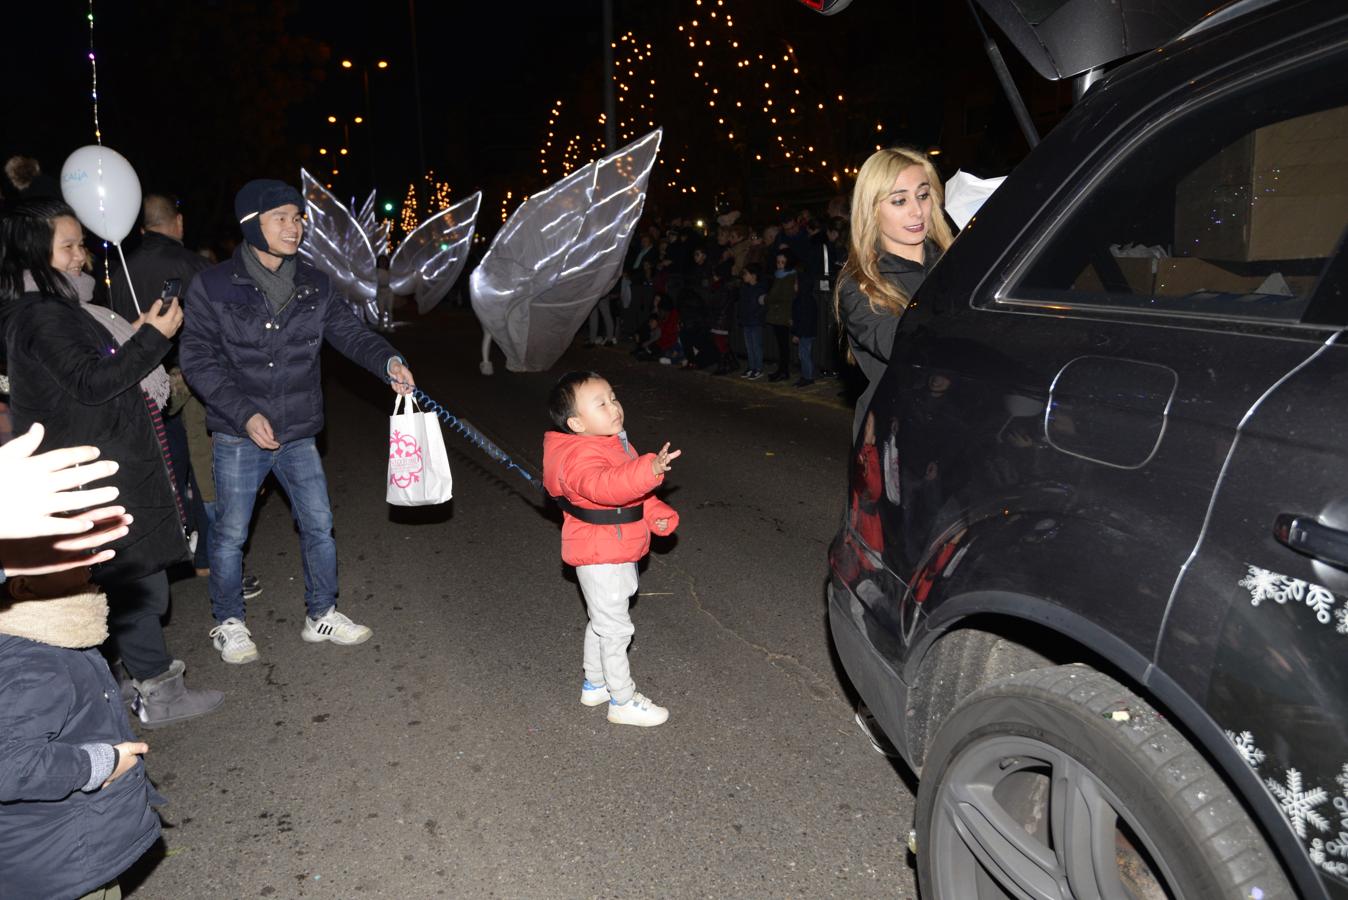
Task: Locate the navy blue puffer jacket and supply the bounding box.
[0,635,165,899]
[180,247,399,444]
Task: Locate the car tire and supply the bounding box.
[914,664,1293,900]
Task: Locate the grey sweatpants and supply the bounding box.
[576,562,640,704]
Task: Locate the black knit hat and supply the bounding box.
[235,179,303,253]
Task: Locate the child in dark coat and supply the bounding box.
[737,266,768,379]
[0,573,164,900]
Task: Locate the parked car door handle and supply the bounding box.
[1273,514,1348,570]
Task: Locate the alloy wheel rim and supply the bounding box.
[929,735,1175,900]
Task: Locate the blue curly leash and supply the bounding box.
[390,380,545,494]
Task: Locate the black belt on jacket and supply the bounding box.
[552,495,644,525]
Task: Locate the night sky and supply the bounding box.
[4,1,1059,248]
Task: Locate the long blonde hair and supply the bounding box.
[835,147,954,323]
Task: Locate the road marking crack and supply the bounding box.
[649,556,838,702]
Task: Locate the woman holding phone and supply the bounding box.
[0,198,223,727]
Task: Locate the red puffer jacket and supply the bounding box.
[542,431,680,566]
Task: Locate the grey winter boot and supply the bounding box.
[131,660,225,728]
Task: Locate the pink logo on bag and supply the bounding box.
[389,430,423,488]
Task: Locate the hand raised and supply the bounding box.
[0,506,131,576]
[651,442,682,476]
[0,424,120,539]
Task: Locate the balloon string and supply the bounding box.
[389,380,544,494]
[113,243,141,315]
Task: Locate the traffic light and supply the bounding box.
[383,201,395,213]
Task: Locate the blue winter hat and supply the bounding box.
[235,179,303,253]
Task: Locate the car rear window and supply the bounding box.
[1012,55,1348,325]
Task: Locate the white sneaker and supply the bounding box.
[607,692,669,727]
[302,608,372,645]
[581,679,611,706]
[209,618,259,664]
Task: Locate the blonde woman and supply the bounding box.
[835,147,955,437]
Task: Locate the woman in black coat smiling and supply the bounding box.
[0,198,221,726]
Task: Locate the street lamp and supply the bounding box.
[338,57,390,190]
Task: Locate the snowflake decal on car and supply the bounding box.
[1239,564,1342,631]
[1266,768,1332,839]
[1239,566,1285,605]
[1225,730,1266,767]
[1310,766,1348,878]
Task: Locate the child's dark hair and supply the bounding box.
[548,370,604,432]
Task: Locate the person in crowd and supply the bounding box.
[708,245,739,375]
[107,194,234,583]
[585,289,618,347]
[816,217,850,378]
[678,245,716,369]
[792,266,818,388]
[737,264,767,380]
[652,294,684,365]
[0,198,224,728]
[835,147,954,437]
[109,194,208,322]
[627,257,657,347]
[2,155,61,202]
[764,249,798,383]
[180,179,415,665]
[542,370,680,727]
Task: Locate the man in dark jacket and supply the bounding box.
[109,194,209,322]
[180,179,416,665]
[110,194,216,580]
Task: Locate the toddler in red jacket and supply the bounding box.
[542,371,680,727]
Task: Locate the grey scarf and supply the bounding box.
[240,246,297,315]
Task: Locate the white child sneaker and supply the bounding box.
[607,692,669,727]
[581,679,611,706]
[209,618,259,664]
[302,608,373,645]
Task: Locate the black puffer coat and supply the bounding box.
[1,293,188,584]
[179,246,398,443]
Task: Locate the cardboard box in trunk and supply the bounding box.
[1174,105,1348,262]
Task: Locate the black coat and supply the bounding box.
[837,246,937,437]
[109,231,211,326]
[1,293,188,584]
[0,634,165,900]
[180,247,399,443]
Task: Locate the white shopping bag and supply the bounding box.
[387,395,453,506]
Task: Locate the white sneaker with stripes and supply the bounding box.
[302,608,372,645]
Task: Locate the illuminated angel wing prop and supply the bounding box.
[470,129,662,372]
[298,169,379,322]
[356,189,391,257]
[389,191,481,314]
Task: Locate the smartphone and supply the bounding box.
[160,278,182,302]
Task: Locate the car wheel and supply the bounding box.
[914,665,1292,899]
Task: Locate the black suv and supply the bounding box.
[827,2,1348,898]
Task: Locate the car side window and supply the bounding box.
[1013,58,1348,324]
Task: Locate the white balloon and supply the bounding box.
[59,145,142,244]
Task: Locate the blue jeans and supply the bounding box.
[797,337,816,380]
[742,325,764,371]
[209,435,337,623]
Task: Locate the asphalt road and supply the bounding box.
[124,308,919,899]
